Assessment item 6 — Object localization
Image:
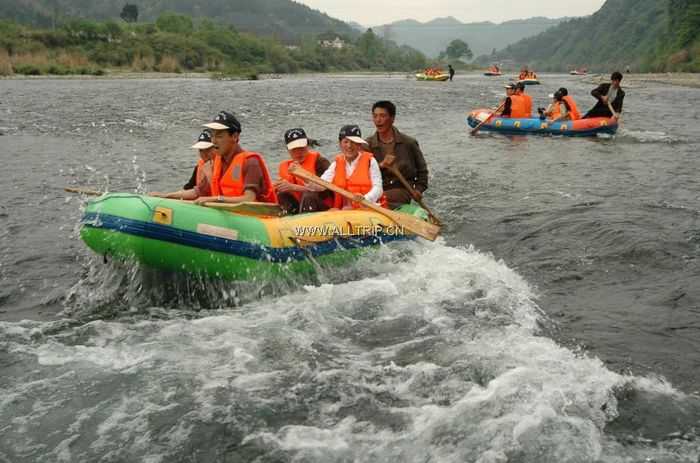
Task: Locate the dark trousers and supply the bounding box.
[583,103,613,119]
[384,188,414,209]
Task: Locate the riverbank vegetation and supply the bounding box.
[0,15,428,77]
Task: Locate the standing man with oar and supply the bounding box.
[367,101,430,210]
[583,71,625,119]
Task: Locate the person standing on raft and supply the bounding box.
[583,71,625,119]
[366,101,429,209]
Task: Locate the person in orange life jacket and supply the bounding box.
[274,127,332,214]
[499,83,528,118]
[193,111,277,205]
[514,82,533,117]
[548,88,581,122]
[307,125,385,209]
[149,130,217,200]
[538,93,561,120]
[367,100,429,209]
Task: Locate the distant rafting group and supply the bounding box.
[468,71,626,136]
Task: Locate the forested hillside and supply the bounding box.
[481,0,700,72]
[376,16,565,58]
[0,0,357,42]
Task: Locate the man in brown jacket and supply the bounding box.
[366,100,429,209]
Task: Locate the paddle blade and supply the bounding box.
[381,208,441,241]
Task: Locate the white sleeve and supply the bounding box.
[364,158,384,203]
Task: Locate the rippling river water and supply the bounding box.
[1,73,700,462]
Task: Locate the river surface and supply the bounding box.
[1,73,700,462]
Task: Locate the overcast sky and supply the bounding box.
[297,0,606,26]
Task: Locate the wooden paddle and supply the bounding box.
[607,101,622,125]
[381,154,442,225]
[470,101,506,135]
[64,187,103,196]
[65,187,282,216]
[288,164,440,241]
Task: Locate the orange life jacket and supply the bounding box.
[561,95,581,120]
[518,93,532,117]
[278,150,321,202]
[331,152,387,209]
[508,95,530,118]
[211,151,277,203]
[549,102,562,120]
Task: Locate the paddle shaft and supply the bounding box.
[65,187,281,215]
[471,101,506,135]
[382,160,442,225]
[607,100,622,122]
[64,187,103,196]
[288,164,440,241]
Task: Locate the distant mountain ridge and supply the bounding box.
[374,16,567,58]
[0,0,358,42]
[482,0,700,72]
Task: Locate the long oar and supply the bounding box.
[470,101,506,135]
[65,187,282,215]
[607,101,622,126]
[288,165,440,241]
[381,154,442,225]
[64,187,103,196]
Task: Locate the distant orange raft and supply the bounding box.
[467,109,618,136]
[416,72,449,81]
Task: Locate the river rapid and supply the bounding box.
[1,73,699,462]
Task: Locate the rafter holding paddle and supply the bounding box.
[607,101,622,125]
[380,154,442,225]
[288,164,440,241]
[65,187,282,216]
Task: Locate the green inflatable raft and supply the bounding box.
[80,193,429,280]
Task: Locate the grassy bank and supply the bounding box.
[0,16,430,79]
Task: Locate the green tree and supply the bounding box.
[357,28,382,67]
[120,4,138,23]
[156,12,194,36]
[445,39,473,60]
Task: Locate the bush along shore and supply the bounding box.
[0,15,429,79]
